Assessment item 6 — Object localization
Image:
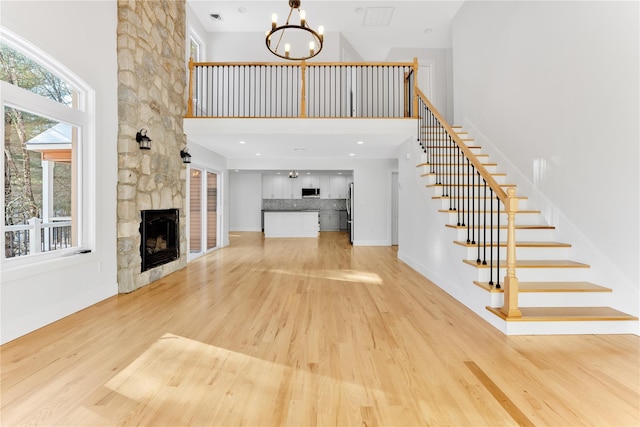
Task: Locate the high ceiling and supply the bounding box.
[187,0,464,61]
[184,1,464,164]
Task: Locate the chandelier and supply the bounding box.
[289,170,299,178]
[266,0,324,61]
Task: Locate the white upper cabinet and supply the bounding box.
[301,174,320,188]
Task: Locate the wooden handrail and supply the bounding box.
[415,87,521,318]
[415,87,508,204]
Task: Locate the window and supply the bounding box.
[189,34,201,62]
[1,28,94,263]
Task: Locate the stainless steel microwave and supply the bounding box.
[302,188,320,198]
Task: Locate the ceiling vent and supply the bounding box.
[362,7,394,27]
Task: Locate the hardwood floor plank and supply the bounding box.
[1,231,638,426]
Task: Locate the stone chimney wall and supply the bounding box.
[116,0,187,293]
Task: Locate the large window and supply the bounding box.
[1,28,93,263]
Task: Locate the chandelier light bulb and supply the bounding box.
[318,25,324,41]
[266,1,324,60]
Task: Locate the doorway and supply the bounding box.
[188,167,219,261]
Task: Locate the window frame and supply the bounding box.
[1,26,96,270]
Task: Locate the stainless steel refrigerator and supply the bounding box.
[347,182,354,244]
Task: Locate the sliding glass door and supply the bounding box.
[188,167,219,261]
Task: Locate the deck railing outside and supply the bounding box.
[5,217,73,258]
[187,59,419,119]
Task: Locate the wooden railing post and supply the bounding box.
[300,61,307,118]
[187,57,194,118]
[500,187,522,318]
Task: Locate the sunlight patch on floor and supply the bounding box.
[261,268,384,285]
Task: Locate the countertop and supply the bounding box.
[262,209,320,213]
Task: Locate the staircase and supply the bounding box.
[414,100,637,334]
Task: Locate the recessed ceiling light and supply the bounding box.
[355,7,364,14]
[357,141,364,145]
[239,140,246,144]
[293,147,306,151]
[238,7,246,13]
[256,153,261,156]
[210,13,222,21]
[349,153,355,156]
[234,169,239,172]
[424,28,433,34]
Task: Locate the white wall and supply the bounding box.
[386,47,454,122]
[228,157,399,245]
[207,31,342,62]
[229,172,263,232]
[451,1,639,318]
[1,1,119,343]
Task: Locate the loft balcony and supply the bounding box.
[183,59,421,158]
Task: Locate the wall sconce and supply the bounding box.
[180,147,192,164]
[136,129,152,150]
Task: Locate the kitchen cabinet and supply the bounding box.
[263,175,301,199]
[262,175,275,199]
[302,174,320,188]
[319,210,340,231]
[320,174,349,199]
[264,211,319,237]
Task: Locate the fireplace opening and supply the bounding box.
[140,209,179,272]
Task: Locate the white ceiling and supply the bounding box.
[184,1,464,166]
[187,0,464,61]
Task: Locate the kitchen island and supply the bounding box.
[263,210,319,238]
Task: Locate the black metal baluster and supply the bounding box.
[496,194,501,289]
[482,180,488,266]
[476,172,481,264]
[489,187,494,285]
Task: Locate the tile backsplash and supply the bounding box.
[263,198,346,211]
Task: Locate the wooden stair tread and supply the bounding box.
[421,145,481,149]
[441,209,540,214]
[417,162,498,167]
[435,195,528,200]
[426,183,516,188]
[486,306,638,322]
[446,224,552,230]
[456,241,570,248]
[474,281,611,293]
[420,172,506,177]
[463,259,590,268]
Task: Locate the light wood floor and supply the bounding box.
[2,231,639,426]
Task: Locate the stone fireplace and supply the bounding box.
[140,209,179,272]
[116,0,187,293]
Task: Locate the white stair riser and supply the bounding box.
[441,211,546,226]
[420,154,497,170]
[503,320,638,335]
[460,246,570,261]
[437,198,529,211]
[516,291,612,308]
[472,267,591,283]
[420,172,507,185]
[451,227,556,241]
[428,186,515,198]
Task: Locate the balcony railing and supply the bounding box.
[187,59,418,119]
[4,217,73,258]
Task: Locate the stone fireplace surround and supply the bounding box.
[116,0,188,293]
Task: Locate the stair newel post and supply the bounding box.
[187,57,195,118]
[501,187,522,318]
[300,61,307,118]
